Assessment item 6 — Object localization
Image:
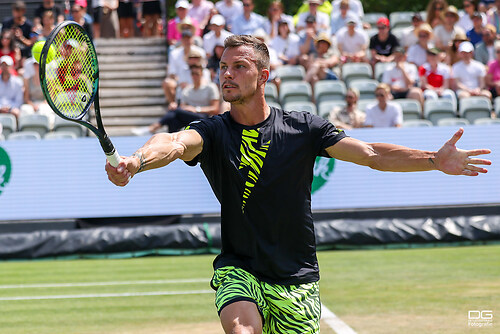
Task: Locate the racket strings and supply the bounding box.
[44,24,97,119]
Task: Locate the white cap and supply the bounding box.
[458,41,474,53]
[0,55,14,66]
[175,0,189,9]
[211,14,225,26]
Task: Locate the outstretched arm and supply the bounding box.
[326,128,491,176]
[105,130,203,187]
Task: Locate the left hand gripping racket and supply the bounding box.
[39,21,121,167]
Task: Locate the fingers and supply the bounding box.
[105,160,132,187]
[467,149,492,157]
[447,128,464,146]
[467,158,492,166]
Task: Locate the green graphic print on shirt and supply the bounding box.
[238,129,270,212]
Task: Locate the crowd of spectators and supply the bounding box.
[162,0,500,133]
[2,0,500,139]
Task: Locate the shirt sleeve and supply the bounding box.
[309,113,347,157]
[183,116,218,166]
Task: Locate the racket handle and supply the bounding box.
[106,150,121,168]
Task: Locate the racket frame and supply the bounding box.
[39,21,120,167]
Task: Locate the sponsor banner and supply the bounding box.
[0,126,498,220]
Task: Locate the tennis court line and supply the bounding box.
[0,290,214,301]
[321,303,358,334]
[0,278,208,289]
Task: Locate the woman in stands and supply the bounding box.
[485,41,500,97]
[0,30,21,75]
[426,0,448,28]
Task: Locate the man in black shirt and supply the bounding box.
[106,35,491,334]
[369,17,400,66]
[1,1,34,58]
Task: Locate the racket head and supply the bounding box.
[39,21,98,122]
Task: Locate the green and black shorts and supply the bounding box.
[211,266,321,334]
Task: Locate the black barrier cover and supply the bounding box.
[1,216,500,259]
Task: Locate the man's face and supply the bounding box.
[219,46,262,104]
[483,29,495,44]
[189,64,203,79]
[394,52,405,62]
[12,8,25,20]
[461,50,473,61]
[1,62,10,76]
[375,88,388,102]
[316,40,330,53]
[242,1,254,14]
[472,16,482,29]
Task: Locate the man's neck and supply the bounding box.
[1,73,10,82]
[230,97,270,126]
[244,12,251,20]
[378,101,387,111]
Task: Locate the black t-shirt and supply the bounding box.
[186,107,346,284]
[369,33,400,56]
[34,4,63,20]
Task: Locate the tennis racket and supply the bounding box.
[39,21,121,167]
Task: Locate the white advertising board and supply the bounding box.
[0,126,498,220]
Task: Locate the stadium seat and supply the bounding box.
[389,11,414,29]
[374,62,395,82]
[436,118,470,127]
[284,101,317,115]
[364,28,378,39]
[349,79,379,100]
[494,96,500,116]
[341,63,373,86]
[275,65,306,82]
[279,81,312,105]
[458,96,492,124]
[53,117,86,137]
[402,119,433,127]
[358,99,377,112]
[0,133,4,141]
[424,99,457,125]
[473,117,500,125]
[363,12,388,26]
[18,114,50,137]
[267,101,282,110]
[314,80,346,105]
[7,131,42,140]
[265,82,279,103]
[0,114,17,137]
[394,98,422,121]
[44,131,78,140]
[390,27,407,41]
[318,100,347,119]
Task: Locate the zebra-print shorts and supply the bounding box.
[211,266,321,333]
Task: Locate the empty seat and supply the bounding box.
[389,11,414,29]
[358,99,377,112]
[341,63,373,86]
[265,82,279,103]
[458,96,492,124]
[349,79,379,100]
[53,117,86,137]
[18,114,50,137]
[7,131,42,140]
[363,12,388,26]
[44,131,78,139]
[474,118,500,125]
[424,99,457,125]
[374,62,395,82]
[279,81,312,105]
[402,119,433,127]
[394,98,422,121]
[284,101,317,115]
[437,118,470,127]
[275,65,306,82]
[314,80,346,105]
[267,101,282,110]
[0,114,17,137]
[318,100,347,119]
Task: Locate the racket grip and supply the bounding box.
[106,150,121,168]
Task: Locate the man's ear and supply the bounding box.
[259,68,270,85]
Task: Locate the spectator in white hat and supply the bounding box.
[167,0,200,46]
[451,41,492,99]
[203,14,232,58]
[0,55,23,120]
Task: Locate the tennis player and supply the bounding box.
[105,35,491,334]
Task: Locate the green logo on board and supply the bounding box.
[0,147,12,196]
[312,157,335,194]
